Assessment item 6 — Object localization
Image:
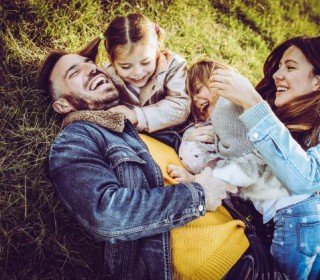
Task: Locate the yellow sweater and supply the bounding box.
[139,134,249,279]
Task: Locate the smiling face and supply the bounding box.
[273,45,319,107]
[192,80,219,120]
[50,54,119,112]
[113,42,158,88]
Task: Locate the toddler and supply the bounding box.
[173,60,290,218]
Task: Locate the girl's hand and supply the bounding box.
[185,124,215,143]
[209,69,263,110]
[109,105,138,125]
[167,164,195,182]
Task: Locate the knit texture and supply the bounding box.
[212,97,255,162]
[139,134,249,279]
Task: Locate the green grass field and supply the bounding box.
[1,0,319,278]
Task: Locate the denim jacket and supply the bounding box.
[49,113,205,279]
[240,101,320,195]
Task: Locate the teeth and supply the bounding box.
[90,76,107,91]
[198,102,209,112]
[277,86,288,92]
[131,76,145,81]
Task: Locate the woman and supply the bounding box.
[211,36,320,280]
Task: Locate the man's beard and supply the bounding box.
[64,94,119,111]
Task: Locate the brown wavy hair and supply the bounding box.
[186,59,235,122]
[256,36,320,149]
[79,13,165,63]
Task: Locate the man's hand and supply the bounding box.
[109,105,138,125]
[185,124,215,143]
[167,164,195,182]
[194,167,238,211]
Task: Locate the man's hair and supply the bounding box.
[38,50,68,101]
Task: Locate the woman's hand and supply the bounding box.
[185,123,215,143]
[109,105,138,125]
[209,69,263,110]
[167,164,195,182]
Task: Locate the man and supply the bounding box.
[39,51,249,279]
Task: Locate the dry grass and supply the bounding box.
[0,0,319,278]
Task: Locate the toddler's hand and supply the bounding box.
[167,164,195,182]
[185,124,215,143]
[194,167,238,211]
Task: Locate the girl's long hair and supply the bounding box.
[256,36,320,149]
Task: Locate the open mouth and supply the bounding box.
[197,101,209,113]
[129,75,147,83]
[89,75,109,91]
[277,86,288,93]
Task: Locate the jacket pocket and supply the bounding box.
[106,146,149,188]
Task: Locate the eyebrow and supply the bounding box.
[118,58,151,65]
[64,58,91,79]
[284,59,298,65]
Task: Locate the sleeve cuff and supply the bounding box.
[184,182,206,216]
[133,107,149,132]
[239,101,273,129]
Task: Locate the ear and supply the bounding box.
[52,97,75,114]
[313,75,320,91]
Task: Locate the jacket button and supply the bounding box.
[252,132,259,139]
[198,204,204,212]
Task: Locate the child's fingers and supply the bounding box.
[174,177,184,183]
[187,126,215,142]
[194,121,212,128]
[191,134,215,143]
[169,170,182,179]
[226,185,238,194]
[167,164,183,178]
[167,164,180,171]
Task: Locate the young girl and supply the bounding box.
[81,13,190,133]
[169,55,320,279]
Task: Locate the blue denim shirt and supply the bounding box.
[240,101,320,195]
[49,119,205,279]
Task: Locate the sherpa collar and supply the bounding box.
[62,110,126,132]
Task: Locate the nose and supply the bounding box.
[83,62,97,75]
[132,65,143,77]
[273,68,284,81]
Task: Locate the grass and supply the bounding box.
[0,0,319,278]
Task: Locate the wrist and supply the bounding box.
[130,110,138,125]
[242,92,263,110]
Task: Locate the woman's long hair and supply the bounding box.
[256,36,320,149]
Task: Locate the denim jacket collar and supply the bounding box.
[62,110,126,132]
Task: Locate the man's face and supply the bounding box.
[50,54,119,111]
